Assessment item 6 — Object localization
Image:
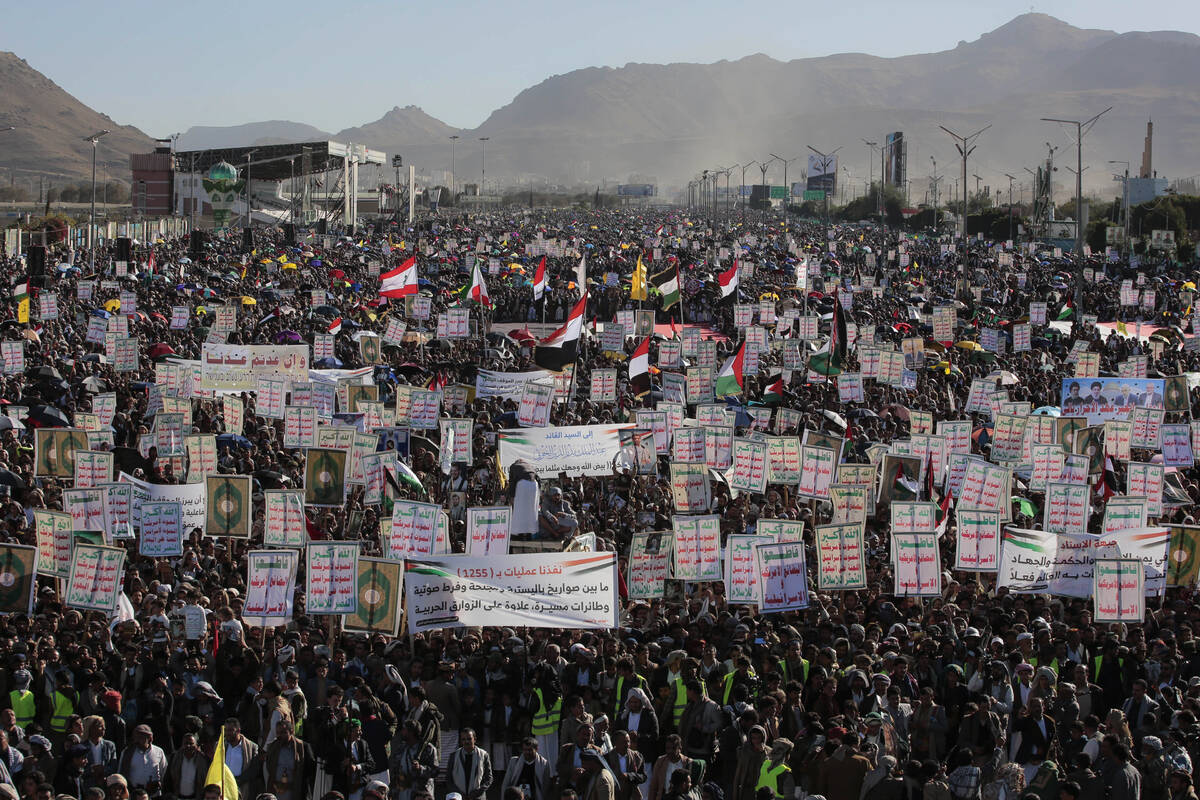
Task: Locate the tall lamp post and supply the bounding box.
[863,139,879,222]
[448,135,460,196]
[805,145,841,225]
[1042,107,1110,309]
[243,149,257,229]
[478,137,489,198]
[769,153,798,232]
[739,161,758,225]
[1109,159,1130,257]
[84,130,110,272]
[1004,173,1016,244]
[937,124,991,270]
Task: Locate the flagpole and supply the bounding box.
[676,262,686,328]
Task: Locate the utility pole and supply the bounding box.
[448,134,460,195]
[938,124,991,270]
[1004,173,1016,243]
[740,161,758,225]
[84,130,110,273]
[806,145,841,226]
[929,156,940,233]
[1042,107,1111,308]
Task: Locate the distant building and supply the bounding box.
[129,141,175,217]
[1128,177,1168,206]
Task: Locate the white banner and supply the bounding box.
[498,424,633,478]
[200,344,309,391]
[475,369,555,401]
[244,549,299,627]
[404,553,619,632]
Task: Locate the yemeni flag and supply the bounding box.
[535,292,587,372]
[380,256,418,298]
[652,264,680,310]
[466,260,491,307]
[760,374,784,405]
[714,341,747,397]
[629,337,650,397]
[532,256,547,302]
[718,261,739,300]
[1094,455,1118,503]
[327,317,343,335]
[13,282,28,325]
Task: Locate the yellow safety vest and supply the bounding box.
[530,688,562,737]
[613,675,646,718]
[8,690,34,728]
[777,658,809,685]
[671,680,688,727]
[50,690,74,733]
[1031,656,1059,676]
[1092,655,1124,683]
[723,669,757,705]
[757,761,791,798]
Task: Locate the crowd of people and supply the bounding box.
[0,205,1197,800]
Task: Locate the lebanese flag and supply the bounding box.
[532,256,547,302]
[327,317,343,335]
[629,337,650,397]
[718,261,739,299]
[534,292,587,372]
[380,256,418,298]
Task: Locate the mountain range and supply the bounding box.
[3,13,1200,195]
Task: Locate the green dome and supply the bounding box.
[208,161,239,182]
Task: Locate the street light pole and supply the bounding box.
[1004,173,1016,243]
[1042,107,1111,309]
[929,156,940,233]
[1109,160,1130,257]
[862,139,879,222]
[478,137,489,198]
[769,153,798,233]
[448,135,460,196]
[806,145,841,226]
[84,130,110,273]
[938,124,991,270]
[739,161,758,225]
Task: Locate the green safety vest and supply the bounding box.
[671,680,688,727]
[50,690,74,733]
[1093,655,1124,682]
[613,674,647,718]
[723,669,757,705]
[1031,656,1059,676]
[530,688,562,737]
[8,690,33,728]
[757,761,791,798]
[777,658,809,685]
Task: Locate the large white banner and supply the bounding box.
[200,345,310,391]
[1000,526,1169,597]
[475,369,556,401]
[244,549,299,627]
[497,424,633,478]
[404,553,619,632]
[118,472,206,533]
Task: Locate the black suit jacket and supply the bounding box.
[604,749,646,800]
[1015,714,1056,764]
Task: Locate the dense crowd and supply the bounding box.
[0,206,1197,800]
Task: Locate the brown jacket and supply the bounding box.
[647,754,692,800]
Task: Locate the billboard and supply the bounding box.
[806,154,838,195]
[885,132,906,189]
[617,184,656,197]
[1061,377,1164,424]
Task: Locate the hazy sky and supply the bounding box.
[5,0,1198,135]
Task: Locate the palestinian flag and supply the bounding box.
[13,282,28,325]
[714,341,746,397]
[760,374,784,405]
[1056,296,1075,321]
[385,462,426,497]
[718,261,739,299]
[466,260,491,307]
[327,317,343,335]
[890,461,921,501]
[532,256,547,302]
[629,337,650,397]
[630,255,647,301]
[535,292,587,372]
[935,493,953,536]
[380,256,418,298]
[652,264,680,310]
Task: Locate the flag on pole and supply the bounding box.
[575,253,587,291]
[379,256,418,298]
[714,341,746,397]
[629,337,650,397]
[652,264,680,310]
[14,283,28,325]
[205,730,239,800]
[718,261,739,300]
[532,256,547,302]
[760,374,784,405]
[467,260,491,307]
[630,255,647,301]
[534,292,587,372]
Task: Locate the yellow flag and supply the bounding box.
[1117,321,1128,335]
[16,298,28,325]
[205,730,239,800]
[630,255,648,301]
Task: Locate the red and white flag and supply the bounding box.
[327,317,343,335]
[380,256,418,298]
[532,256,547,302]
